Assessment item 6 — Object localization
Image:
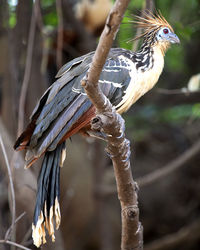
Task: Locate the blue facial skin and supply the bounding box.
[157,27,180,44]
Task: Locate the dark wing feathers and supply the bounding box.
[31,52,94,120]
[30,81,77,147]
[27,94,89,161]
[36,81,76,124]
[47,99,92,151]
[55,51,95,78]
[21,48,133,163]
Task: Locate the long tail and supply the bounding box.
[32,142,66,247]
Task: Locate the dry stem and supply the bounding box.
[138,138,200,187]
[56,0,64,69]
[0,240,31,250]
[82,0,143,249]
[0,134,16,238]
[144,218,200,250]
[17,1,36,136]
[132,0,154,51]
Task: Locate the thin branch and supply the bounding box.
[17,2,37,136]
[0,133,16,238]
[81,0,143,249]
[0,118,36,250]
[34,0,43,32]
[0,240,31,250]
[34,0,51,76]
[138,138,200,187]
[5,212,26,240]
[157,87,200,95]
[56,0,64,69]
[132,0,154,51]
[96,138,200,194]
[20,226,32,246]
[144,218,200,250]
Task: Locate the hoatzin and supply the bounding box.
[14,11,180,247]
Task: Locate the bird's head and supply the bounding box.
[132,10,180,53]
[156,26,180,44]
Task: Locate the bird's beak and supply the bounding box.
[168,32,180,44]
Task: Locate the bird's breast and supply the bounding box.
[116,47,164,114]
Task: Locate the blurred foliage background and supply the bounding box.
[0,0,200,250]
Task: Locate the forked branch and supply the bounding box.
[81,0,143,249]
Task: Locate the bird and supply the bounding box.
[14,11,180,247]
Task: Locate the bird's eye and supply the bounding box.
[163,28,169,34]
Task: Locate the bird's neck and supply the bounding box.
[132,40,169,73]
[140,39,170,56]
[132,45,154,72]
[141,31,171,54]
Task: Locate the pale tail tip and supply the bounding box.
[32,198,61,247]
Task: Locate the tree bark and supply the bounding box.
[81,0,143,249]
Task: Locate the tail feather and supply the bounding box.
[32,142,66,248]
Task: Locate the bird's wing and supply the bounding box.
[30,51,95,120]
[15,48,134,165]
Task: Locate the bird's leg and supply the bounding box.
[87,130,107,141]
[86,115,108,141]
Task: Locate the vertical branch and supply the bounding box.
[56,0,64,69]
[145,0,154,11]
[34,0,43,31]
[132,0,154,51]
[81,0,143,249]
[17,1,37,136]
[0,134,16,238]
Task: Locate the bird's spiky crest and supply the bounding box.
[131,10,174,41]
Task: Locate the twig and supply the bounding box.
[138,138,200,187]
[96,138,200,193]
[34,0,51,76]
[17,2,36,136]
[0,240,31,250]
[81,0,143,249]
[157,87,200,95]
[5,212,26,240]
[144,218,200,250]
[132,0,154,51]
[0,118,36,249]
[56,0,64,69]
[34,0,43,32]
[0,133,16,238]
[20,226,32,246]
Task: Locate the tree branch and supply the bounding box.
[56,0,64,69]
[5,212,26,240]
[98,137,200,196]
[132,0,154,51]
[0,117,37,232]
[17,1,37,136]
[81,1,143,249]
[0,133,16,238]
[137,138,200,187]
[156,87,200,95]
[0,240,31,250]
[144,218,200,250]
